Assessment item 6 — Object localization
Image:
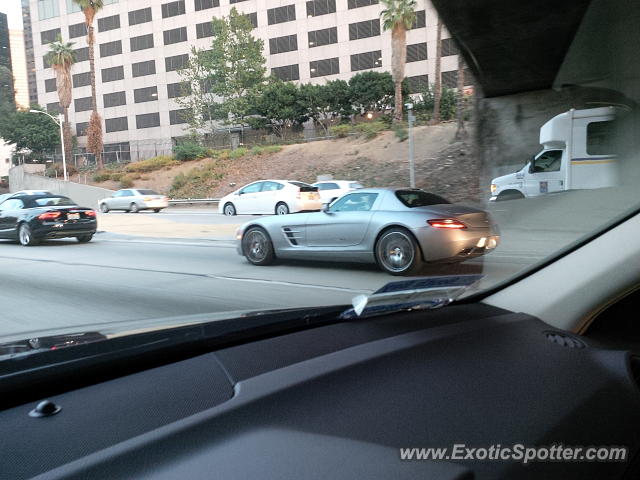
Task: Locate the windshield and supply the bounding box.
[0,0,638,351]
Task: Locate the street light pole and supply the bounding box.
[406,103,416,188]
[29,109,68,181]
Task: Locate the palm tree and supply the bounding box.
[454,56,468,140]
[46,38,76,166]
[74,0,104,168]
[380,0,417,122]
[431,19,443,124]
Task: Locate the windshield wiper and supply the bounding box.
[340,275,484,320]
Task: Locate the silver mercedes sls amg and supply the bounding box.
[236,188,500,275]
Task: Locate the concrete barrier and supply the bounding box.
[9,165,115,209]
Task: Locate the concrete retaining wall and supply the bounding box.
[9,166,114,209]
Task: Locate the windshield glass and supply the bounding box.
[0,0,638,350]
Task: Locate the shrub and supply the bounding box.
[109,172,125,182]
[330,124,353,138]
[251,146,264,156]
[355,121,386,139]
[263,145,282,154]
[93,171,112,182]
[174,142,208,161]
[171,172,187,191]
[45,163,78,178]
[119,175,134,188]
[125,155,177,173]
[392,122,408,142]
[228,147,248,159]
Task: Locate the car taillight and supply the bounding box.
[427,219,467,229]
[84,210,96,217]
[38,211,62,221]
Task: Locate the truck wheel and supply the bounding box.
[497,190,525,201]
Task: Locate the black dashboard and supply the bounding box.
[2,303,639,479]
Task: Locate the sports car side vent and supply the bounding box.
[282,227,300,246]
[544,331,586,349]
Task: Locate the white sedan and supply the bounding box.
[312,180,363,203]
[99,189,169,213]
[219,180,321,216]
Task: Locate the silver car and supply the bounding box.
[99,189,169,213]
[236,188,500,275]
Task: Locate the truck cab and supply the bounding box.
[490,106,618,201]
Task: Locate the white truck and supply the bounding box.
[490,106,618,201]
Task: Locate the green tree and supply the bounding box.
[176,47,217,135]
[251,79,308,139]
[0,65,15,111]
[73,0,104,168]
[0,107,60,153]
[380,0,417,122]
[179,8,266,134]
[349,71,403,114]
[46,37,75,162]
[298,81,353,135]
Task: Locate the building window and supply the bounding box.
[230,0,248,3]
[130,34,154,52]
[74,47,89,63]
[163,27,188,45]
[167,82,190,98]
[195,0,219,10]
[308,27,337,48]
[69,22,86,39]
[310,57,339,78]
[98,14,120,33]
[406,43,427,63]
[169,109,189,125]
[136,112,161,129]
[349,19,380,40]
[106,116,128,133]
[101,65,125,83]
[441,38,459,57]
[38,0,59,20]
[74,96,92,112]
[40,28,61,45]
[246,12,258,28]
[103,91,127,108]
[348,0,378,8]
[442,70,458,88]
[129,7,152,26]
[46,102,61,114]
[162,1,186,18]
[196,22,214,39]
[66,0,82,13]
[306,0,336,17]
[271,64,299,81]
[100,40,122,58]
[410,10,426,30]
[134,86,158,103]
[406,74,428,93]
[72,72,91,88]
[45,78,56,93]
[269,34,298,55]
[76,122,88,137]
[104,142,131,162]
[267,5,296,25]
[165,54,189,72]
[132,60,156,78]
[43,55,51,69]
[350,50,382,71]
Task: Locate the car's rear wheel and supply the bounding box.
[130,203,139,213]
[76,234,93,243]
[223,203,236,216]
[153,209,161,213]
[242,227,275,266]
[375,228,422,275]
[275,202,289,215]
[100,203,109,213]
[18,224,39,247]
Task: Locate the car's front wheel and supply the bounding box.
[129,203,139,213]
[223,203,236,216]
[242,227,275,266]
[375,228,422,275]
[100,203,109,213]
[153,209,161,213]
[18,223,39,246]
[76,234,93,243]
[275,202,289,215]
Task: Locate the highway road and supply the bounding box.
[3,188,631,342]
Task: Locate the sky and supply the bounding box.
[0,0,24,30]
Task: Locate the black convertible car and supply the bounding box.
[0,192,97,246]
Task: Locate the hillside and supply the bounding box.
[91,122,482,204]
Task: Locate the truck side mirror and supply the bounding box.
[528,162,536,174]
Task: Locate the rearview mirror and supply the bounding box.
[321,203,330,213]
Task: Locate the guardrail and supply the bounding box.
[169,198,220,206]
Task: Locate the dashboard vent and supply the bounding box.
[544,331,587,349]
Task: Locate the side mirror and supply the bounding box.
[321,203,330,213]
[528,162,536,174]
